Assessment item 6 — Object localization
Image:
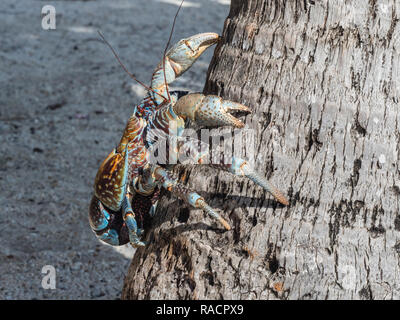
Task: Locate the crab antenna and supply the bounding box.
[97,30,168,102]
[162,0,185,103]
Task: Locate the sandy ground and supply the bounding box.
[0,0,229,299]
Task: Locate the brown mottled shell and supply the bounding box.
[94,148,128,211]
[117,115,145,154]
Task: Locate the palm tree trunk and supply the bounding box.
[122,0,400,299]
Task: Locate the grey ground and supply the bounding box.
[0,0,229,299]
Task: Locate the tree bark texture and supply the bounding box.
[122,0,400,299]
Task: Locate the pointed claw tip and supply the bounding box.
[275,194,289,206]
[220,219,231,231]
[188,32,220,49]
[241,105,252,113]
[226,102,251,113]
[280,198,289,206]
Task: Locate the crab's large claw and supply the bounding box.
[151,33,219,104]
[93,147,129,211]
[166,32,219,75]
[173,93,251,128]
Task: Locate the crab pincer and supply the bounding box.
[173,93,252,128]
[150,33,220,104]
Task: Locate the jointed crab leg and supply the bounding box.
[121,195,146,247]
[215,157,289,206]
[156,166,231,230]
[187,152,288,206]
[138,165,231,230]
[150,33,219,105]
[168,138,288,205]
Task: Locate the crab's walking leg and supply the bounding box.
[215,158,289,206]
[150,33,219,105]
[140,165,231,230]
[121,195,146,247]
[171,138,289,205]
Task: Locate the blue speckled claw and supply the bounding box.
[151,33,219,104]
[165,32,220,75]
[173,93,251,128]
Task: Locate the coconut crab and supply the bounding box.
[88,29,288,248]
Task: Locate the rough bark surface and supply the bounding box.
[122,0,400,299]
